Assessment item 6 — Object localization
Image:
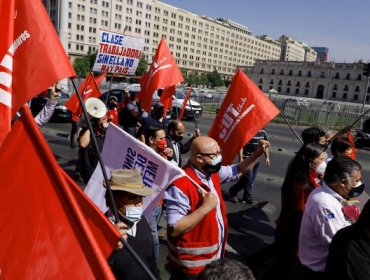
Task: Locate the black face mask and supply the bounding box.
[347,182,365,199]
[203,162,222,174]
[172,133,183,142]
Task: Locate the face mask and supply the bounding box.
[172,133,183,142]
[347,181,365,199]
[124,205,143,223]
[315,161,327,175]
[156,138,167,153]
[202,154,222,174]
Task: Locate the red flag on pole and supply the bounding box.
[136,38,183,112]
[65,72,106,114]
[178,86,192,120]
[208,69,280,164]
[0,106,119,279]
[159,85,176,117]
[0,0,76,146]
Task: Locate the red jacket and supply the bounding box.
[167,164,228,275]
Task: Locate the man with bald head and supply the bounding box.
[164,136,270,279]
[167,120,200,166]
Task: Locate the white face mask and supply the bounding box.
[125,205,143,223]
[315,161,327,175]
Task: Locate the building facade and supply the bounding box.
[278,35,317,62]
[242,60,370,104]
[312,47,329,62]
[42,0,285,79]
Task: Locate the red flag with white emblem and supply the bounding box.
[0,0,76,146]
[136,38,183,112]
[65,72,106,114]
[208,69,280,164]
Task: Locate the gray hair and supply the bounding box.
[324,156,361,186]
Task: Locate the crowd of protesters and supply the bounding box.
[53,84,369,280]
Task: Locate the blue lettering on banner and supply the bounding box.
[96,54,132,66]
[101,31,124,45]
[121,148,159,187]
[122,148,136,169]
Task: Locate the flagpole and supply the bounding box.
[182,84,198,130]
[279,112,304,144]
[70,78,156,280]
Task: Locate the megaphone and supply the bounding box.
[85,97,107,119]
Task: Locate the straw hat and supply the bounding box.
[107,169,154,196]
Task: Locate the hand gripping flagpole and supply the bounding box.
[70,78,156,280]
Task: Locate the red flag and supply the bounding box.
[159,85,176,117]
[136,38,183,112]
[178,86,192,120]
[0,106,119,279]
[208,69,280,164]
[0,0,76,146]
[66,72,106,114]
[347,131,356,160]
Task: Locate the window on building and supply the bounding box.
[307,71,312,77]
[296,81,300,87]
[278,87,282,92]
[298,70,302,76]
[259,78,263,83]
[270,79,274,85]
[332,92,337,98]
[287,80,291,86]
[288,70,293,76]
[304,89,308,95]
[280,69,284,75]
[335,73,340,79]
[295,88,299,94]
[343,93,347,99]
[320,72,325,78]
[278,80,282,85]
[346,73,351,80]
[305,82,310,88]
[344,85,349,91]
[271,69,275,74]
[355,86,360,92]
[333,84,338,90]
[354,94,359,101]
[287,88,290,93]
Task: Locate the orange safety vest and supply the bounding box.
[167,164,228,275]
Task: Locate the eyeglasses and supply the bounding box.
[198,150,222,160]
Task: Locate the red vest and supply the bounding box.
[167,164,228,275]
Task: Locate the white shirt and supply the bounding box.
[299,182,351,272]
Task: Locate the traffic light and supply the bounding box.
[364,63,370,77]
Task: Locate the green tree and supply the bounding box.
[73,51,97,77]
[185,72,199,86]
[135,56,148,76]
[198,74,208,86]
[206,69,224,88]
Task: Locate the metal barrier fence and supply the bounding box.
[194,95,370,129]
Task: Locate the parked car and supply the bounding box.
[30,92,71,122]
[153,89,202,119]
[101,89,127,105]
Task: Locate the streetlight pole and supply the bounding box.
[360,76,370,127]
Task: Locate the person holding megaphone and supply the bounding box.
[78,97,109,185]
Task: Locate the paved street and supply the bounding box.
[41,113,370,279]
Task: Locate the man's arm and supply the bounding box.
[237,140,270,175]
[168,192,218,237]
[34,88,59,127]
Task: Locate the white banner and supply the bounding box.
[84,123,185,220]
[92,30,145,75]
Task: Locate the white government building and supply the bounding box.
[42,0,318,80]
[241,60,370,104]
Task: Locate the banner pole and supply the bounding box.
[70,78,156,280]
[279,112,304,144]
[182,84,198,129]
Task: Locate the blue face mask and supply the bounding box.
[125,205,143,223]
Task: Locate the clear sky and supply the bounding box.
[161,0,370,63]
